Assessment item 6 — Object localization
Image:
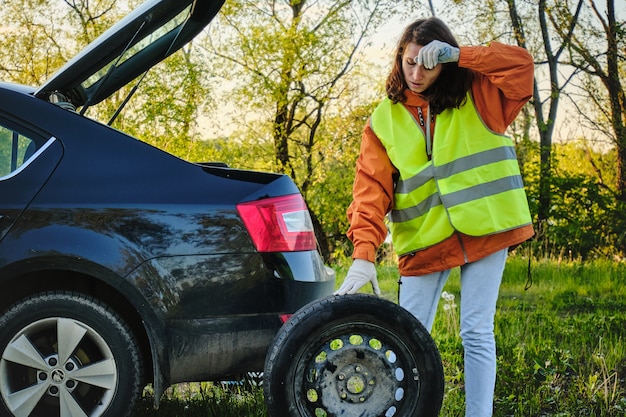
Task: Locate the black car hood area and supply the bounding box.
[35,0,224,109]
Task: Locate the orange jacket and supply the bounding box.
[347,42,535,276]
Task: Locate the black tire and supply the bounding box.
[263,294,444,417]
[0,291,143,417]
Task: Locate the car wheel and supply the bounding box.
[263,294,444,417]
[0,291,143,417]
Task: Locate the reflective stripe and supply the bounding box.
[392,175,524,222]
[390,191,442,222]
[396,147,518,195]
[395,165,434,194]
[440,175,525,207]
[436,146,518,179]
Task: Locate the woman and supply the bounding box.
[335,17,535,417]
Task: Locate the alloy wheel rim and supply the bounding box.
[0,317,118,417]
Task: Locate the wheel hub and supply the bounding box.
[336,364,376,402]
[39,354,80,397]
[301,334,414,417]
[51,368,65,383]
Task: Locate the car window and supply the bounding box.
[0,124,39,178]
[82,5,192,90]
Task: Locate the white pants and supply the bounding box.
[398,248,508,417]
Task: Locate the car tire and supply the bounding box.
[0,291,143,417]
[263,294,444,417]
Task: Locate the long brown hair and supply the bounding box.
[386,17,473,114]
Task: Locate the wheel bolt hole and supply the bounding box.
[66,380,76,389]
[65,362,75,371]
[38,372,47,381]
[48,358,57,366]
[49,386,59,395]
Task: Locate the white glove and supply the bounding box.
[334,259,380,296]
[415,40,460,69]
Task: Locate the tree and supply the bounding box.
[507,0,597,243]
[536,0,626,255]
[548,0,625,198]
[202,0,425,261]
[0,1,80,85]
[103,43,213,160]
[0,0,210,162]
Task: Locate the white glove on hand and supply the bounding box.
[334,259,380,296]
[415,40,460,69]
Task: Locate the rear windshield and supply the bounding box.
[82,5,192,89]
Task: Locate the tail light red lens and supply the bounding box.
[236,194,317,252]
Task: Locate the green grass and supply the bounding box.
[438,257,626,417]
[133,256,626,416]
[132,382,267,417]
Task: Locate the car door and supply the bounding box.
[0,117,62,242]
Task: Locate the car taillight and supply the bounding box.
[237,194,317,252]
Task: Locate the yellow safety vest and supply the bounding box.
[370,94,532,255]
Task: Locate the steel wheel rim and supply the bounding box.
[295,322,421,417]
[0,317,118,417]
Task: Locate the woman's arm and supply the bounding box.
[460,42,534,131]
[347,122,396,262]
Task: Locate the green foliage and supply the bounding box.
[103,45,213,160]
[305,102,378,258]
[521,141,624,260]
[546,173,616,259]
[0,1,76,84]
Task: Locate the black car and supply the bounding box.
[0,0,335,416]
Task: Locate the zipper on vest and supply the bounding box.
[417,105,433,157]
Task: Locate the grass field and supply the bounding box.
[132,256,626,417]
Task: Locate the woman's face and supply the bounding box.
[401,42,442,94]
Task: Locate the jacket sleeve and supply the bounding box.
[347,121,396,262]
[459,42,534,132]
